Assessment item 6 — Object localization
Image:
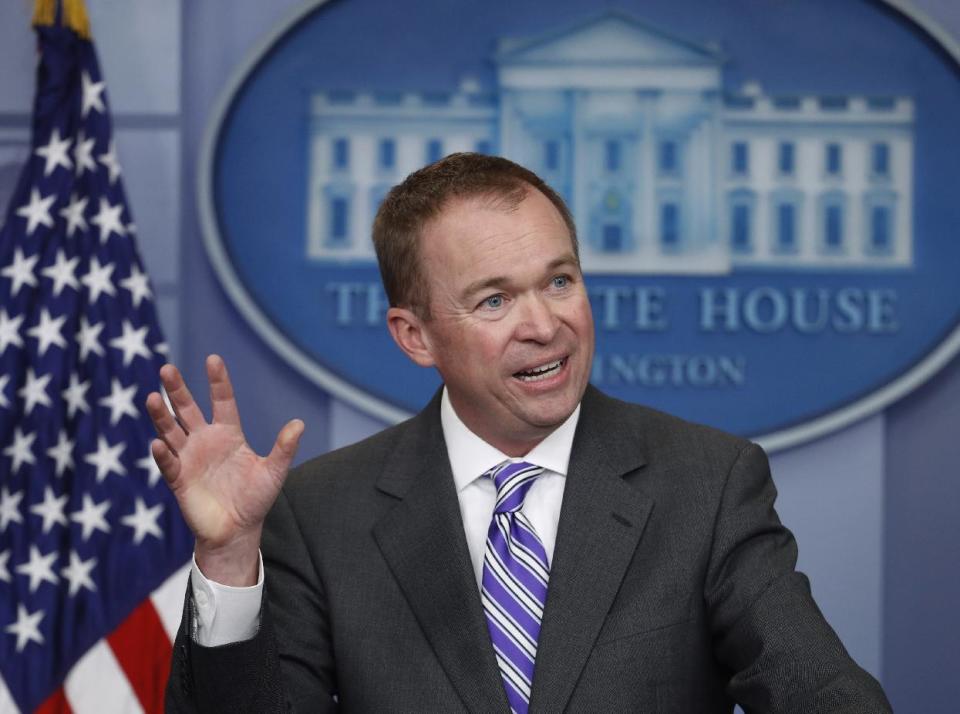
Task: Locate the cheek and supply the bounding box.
[474,337,509,366]
[572,297,595,331]
[470,321,513,352]
[560,300,593,333]
[442,331,500,373]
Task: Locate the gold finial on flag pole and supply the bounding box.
[32,0,92,39]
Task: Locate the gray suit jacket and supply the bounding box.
[166,386,891,713]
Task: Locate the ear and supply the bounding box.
[386,306,436,367]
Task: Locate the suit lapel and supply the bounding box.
[529,386,654,714]
[372,393,509,714]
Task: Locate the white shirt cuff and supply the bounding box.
[190,551,264,647]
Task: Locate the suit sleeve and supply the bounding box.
[165,486,338,713]
[704,442,892,714]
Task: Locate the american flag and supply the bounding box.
[0,4,192,712]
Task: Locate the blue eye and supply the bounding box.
[552,275,569,289]
[483,294,504,309]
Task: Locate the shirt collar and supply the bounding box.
[440,386,581,493]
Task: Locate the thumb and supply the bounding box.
[266,418,305,476]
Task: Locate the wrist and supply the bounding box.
[195,529,262,587]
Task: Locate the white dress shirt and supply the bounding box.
[191,388,580,646]
[440,388,578,588]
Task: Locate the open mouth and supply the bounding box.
[513,358,566,382]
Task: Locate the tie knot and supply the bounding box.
[486,460,544,514]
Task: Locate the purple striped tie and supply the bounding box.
[481,461,550,714]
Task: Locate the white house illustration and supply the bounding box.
[305,12,914,274]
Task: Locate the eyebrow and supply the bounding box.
[459,253,580,301]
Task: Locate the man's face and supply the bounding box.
[415,188,595,455]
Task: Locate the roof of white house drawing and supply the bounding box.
[494,11,726,67]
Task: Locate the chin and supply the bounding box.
[521,400,579,429]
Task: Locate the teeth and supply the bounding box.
[515,359,563,381]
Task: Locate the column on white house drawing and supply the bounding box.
[571,89,589,249]
[498,88,515,164]
[655,89,726,271]
[500,88,574,206]
[635,91,655,266]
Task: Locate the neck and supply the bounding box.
[446,396,553,457]
[489,435,545,458]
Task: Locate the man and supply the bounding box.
[152,153,891,712]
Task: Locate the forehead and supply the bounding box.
[420,191,574,278]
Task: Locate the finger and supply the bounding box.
[160,363,206,432]
[207,354,242,427]
[151,438,181,485]
[145,390,187,453]
[265,419,305,478]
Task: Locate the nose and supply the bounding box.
[515,293,560,343]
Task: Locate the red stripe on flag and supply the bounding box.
[106,599,173,714]
[36,687,72,714]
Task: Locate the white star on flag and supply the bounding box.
[0,550,10,583]
[29,487,69,535]
[109,320,151,366]
[80,256,117,302]
[61,552,97,597]
[99,377,139,425]
[17,368,53,416]
[0,375,10,410]
[15,187,56,236]
[62,373,92,419]
[46,429,75,477]
[15,545,59,593]
[1,247,40,296]
[136,451,163,487]
[26,308,68,356]
[59,193,89,237]
[73,131,97,175]
[76,315,106,361]
[5,604,45,652]
[120,498,164,545]
[41,249,81,296]
[98,139,122,185]
[70,494,111,541]
[90,196,126,243]
[0,309,25,355]
[83,435,126,482]
[34,127,73,176]
[120,264,153,307]
[4,427,37,474]
[0,487,25,531]
[80,70,105,118]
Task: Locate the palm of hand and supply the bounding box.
[172,423,284,548]
[146,356,304,552]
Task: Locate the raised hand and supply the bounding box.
[145,354,304,585]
